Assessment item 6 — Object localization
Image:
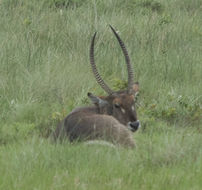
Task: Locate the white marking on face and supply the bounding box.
[131,106,135,111]
[121,108,126,114]
[137,120,141,128]
[127,122,133,131]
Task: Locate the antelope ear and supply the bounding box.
[87,92,108,106]
[132,82,139,95]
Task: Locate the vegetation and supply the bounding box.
[0,0,201,189]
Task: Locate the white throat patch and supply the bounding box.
[121,108,126,114]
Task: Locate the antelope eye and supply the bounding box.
[114,103,120,108]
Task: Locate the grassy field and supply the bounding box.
[0,0,202,189]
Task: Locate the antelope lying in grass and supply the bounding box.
[54,25,140,148]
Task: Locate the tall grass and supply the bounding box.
[0,126,202,190]
[0,0,201,189]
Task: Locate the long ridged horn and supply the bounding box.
[90,32,114,95]
[109,25,134,93]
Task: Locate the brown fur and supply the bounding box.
[54,89,139,148]
[54,26,140,148]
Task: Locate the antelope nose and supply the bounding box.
[129,120,140,132]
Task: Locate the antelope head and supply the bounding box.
[88,25,140,132]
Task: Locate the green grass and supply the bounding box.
[0,0,202,189]
[0,125,202,190]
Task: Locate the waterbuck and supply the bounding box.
[54,25,140,148]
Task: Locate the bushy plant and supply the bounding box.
[138,92,201,126]
[0,122,35,144]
